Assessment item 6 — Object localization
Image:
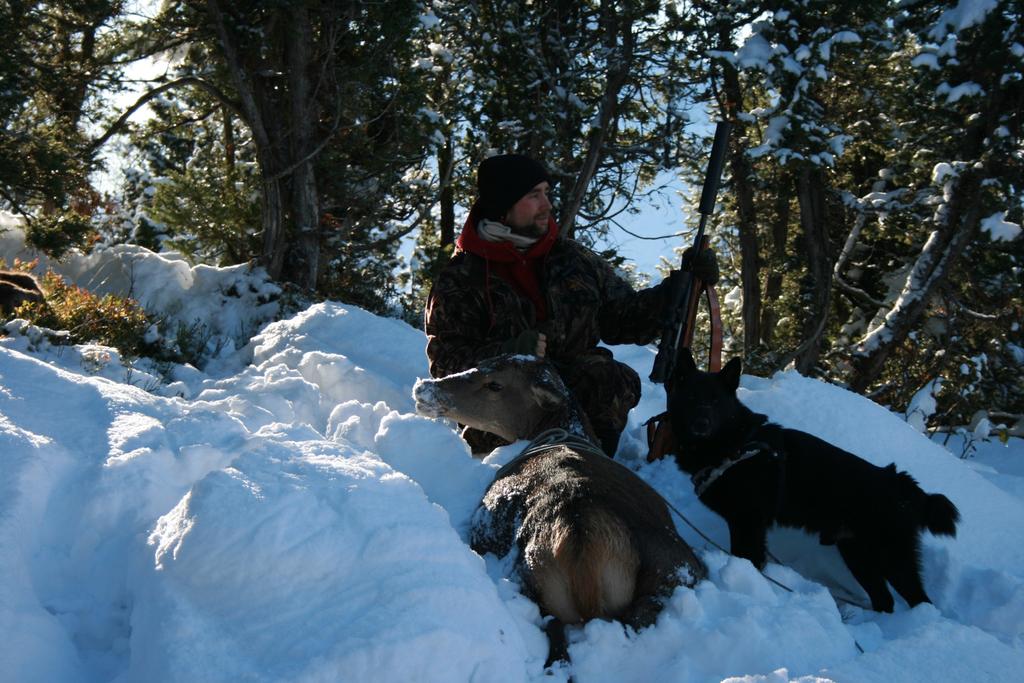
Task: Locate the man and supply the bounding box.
[424,154,717,457]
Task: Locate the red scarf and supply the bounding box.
[456,207,559,321]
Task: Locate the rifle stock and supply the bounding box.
[649,121,731,384]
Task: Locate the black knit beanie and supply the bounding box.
[475,154,552,221]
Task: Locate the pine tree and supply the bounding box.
[0,1,133,255]
[105,0,432,311]
[845,0,1023,423]
[424,0,699,246]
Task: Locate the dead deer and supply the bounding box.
[413,354,706,663]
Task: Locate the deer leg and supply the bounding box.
[543,618,569,667]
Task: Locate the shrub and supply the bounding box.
[17,271,151,358]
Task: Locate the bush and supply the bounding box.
[16,271,152,358]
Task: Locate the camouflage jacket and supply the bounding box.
[424,234,672,379]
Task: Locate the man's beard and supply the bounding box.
[508,216,548,238]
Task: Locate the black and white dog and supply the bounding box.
[666,350,960,612]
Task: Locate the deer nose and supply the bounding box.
[413,380,450,417]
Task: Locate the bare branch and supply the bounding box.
[89,76,243,152]
[0,188,36,227]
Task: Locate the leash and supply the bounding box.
[672,442,873,614]
[660,495,867,652]
[496,428,869,652]
[511,431,799,594]
[655,436,872,644]
[521,427,607,460]
[659,496,796,594]
[492,427,606,480]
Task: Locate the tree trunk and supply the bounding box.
[220,106,244,263]
[718,52,761,354]
[559,1,633,238]
[736,168,762,355]
[439,131,456,250]
[290,161,320,290]
[760,188,791,347]
[848,171,982,392]
[286,6,320,291]
[55,14,103,128]
[222,105,237,180]
[793,166,831,374]
[260,170,287,278]
[206,0,287,280]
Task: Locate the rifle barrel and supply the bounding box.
[698,121,732,216]
[649,121,731,383]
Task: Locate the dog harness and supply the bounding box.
[691,441,778,497]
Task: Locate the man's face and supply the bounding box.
[503,181,551,237]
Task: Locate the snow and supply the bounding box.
[0,217,279,371]
[418,11,440,30]
[3,230,1024,682]
[980,212,1022,242]
[818,31,861,62]
[427,42,454,64]
[735,33,775,72]
[748,115,790,159]
[912,52,941,70]
[856,225,950,355]
[927,0,1000,41]
[937,81,985,103]
[931,162,956,184]
[906,379,943,433]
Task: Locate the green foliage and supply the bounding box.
[0,2,136,230]
[397,226,454,326]
[12,270,226,371]
[149,160,262,266]
[21,272,151,357]
[23,212,98,258]
[318,212,405,315]
[676,0,1023,429]
[2,0,1020,432]
[163,318,216,368]
[423,1,697,240]
[109,0,432,310]
[0,123,91,217]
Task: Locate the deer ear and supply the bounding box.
[531,383,566,412]
[720,357,742,392]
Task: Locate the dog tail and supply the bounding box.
[895,469,960,537]
[925,494,960,537]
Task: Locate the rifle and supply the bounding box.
[649,120,731,384]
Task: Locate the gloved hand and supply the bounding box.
[500,329,547,357]
[681,246,720,285]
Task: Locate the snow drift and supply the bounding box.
[2,228,1023,682]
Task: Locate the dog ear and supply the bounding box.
[719,357,742,392]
